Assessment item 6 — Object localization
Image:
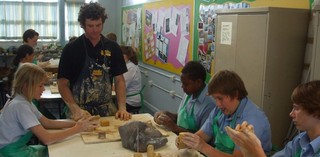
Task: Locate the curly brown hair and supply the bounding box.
[291,80,320,119]
[78,2,108,28]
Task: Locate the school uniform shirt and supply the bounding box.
[201,97,272,153]
[273,132,320,157]
[123,61,142,107]
[0,94,42,148]
[177,85,216,131]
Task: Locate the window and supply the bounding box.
[0,0,59,41]
[0,0,98,42]
[65,1,83,41]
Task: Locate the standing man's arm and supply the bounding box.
[114,74,131,120]
[58,78,87,120]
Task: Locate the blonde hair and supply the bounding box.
[12,63,47,102]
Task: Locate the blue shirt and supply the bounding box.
[273,132,320,157]
[178,85,216,130]
[201,97,272,152]
[0,94,42,148]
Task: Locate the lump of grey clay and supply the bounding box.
[118,121,168,152]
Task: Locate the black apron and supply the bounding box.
[68,36,117,117]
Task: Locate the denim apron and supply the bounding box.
[0,132,47,157]
[68,36,117,117]
[177,95,197,132]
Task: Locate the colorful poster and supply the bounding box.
[121,5,142,59]
[142,0,194,75]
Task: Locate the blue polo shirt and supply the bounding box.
[178,85,216,131]
[201,97,272,153]
[273,132,320,157]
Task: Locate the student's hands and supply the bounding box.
[37,61,50,68]
[115,109,132,121]
[225,121,266,157]
[154,112,176,131]
[154,111,164,124]
[177,132,205,151]
[75,116,98,132]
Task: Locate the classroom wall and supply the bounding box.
[100,0,122,42]
[121,0,184,115]
[122,0,315,117]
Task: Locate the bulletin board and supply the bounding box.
[142,0,194,75]
[121,5,142,59]
[193,0,310,79]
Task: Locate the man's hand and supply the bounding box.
[115,109,132,121]
[71,108,90,121]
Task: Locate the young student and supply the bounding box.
[0,63,98,157]
[154,61,216,134]
[68,36,77,43]
[23,29,39,48]
[5,45,35,92]
[5,45,55,119]
[106,32,117,42]
[22,29,49,68]
[120,46,142,114]
[225,80,320,157]
[12,45,35,67]
[178,70,272,157]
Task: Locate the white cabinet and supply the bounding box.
[214,7,309,147]
[311,9,320,80]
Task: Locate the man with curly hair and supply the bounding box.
[58,2,131,121]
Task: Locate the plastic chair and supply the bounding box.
[126,85,146,113]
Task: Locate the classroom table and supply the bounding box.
[39,85,64,119]
[39,85,116,119]
[48,113,203,157]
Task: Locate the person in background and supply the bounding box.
[22,29,49,68]
[12,45,35,67]
[69,36,77,43]
[120,45,142,114]
[106,32,117,42]
[7,45,56,120]
[0,63,98,157]
[6,45,34,91]
[154,61,216,134]
[23,29,39,48]
[225,80,320,157]
[58,2,131,121]
[178,70,272,157]
[105,32,117,91]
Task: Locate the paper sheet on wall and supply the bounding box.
[180,8,190,36]
[152,10,158,34]
[171,7,179,37]
[157,10,165,33]
[134,8,142,48]
[164,8,172,35]
[220,22,232,45]
[176,35,189,66]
